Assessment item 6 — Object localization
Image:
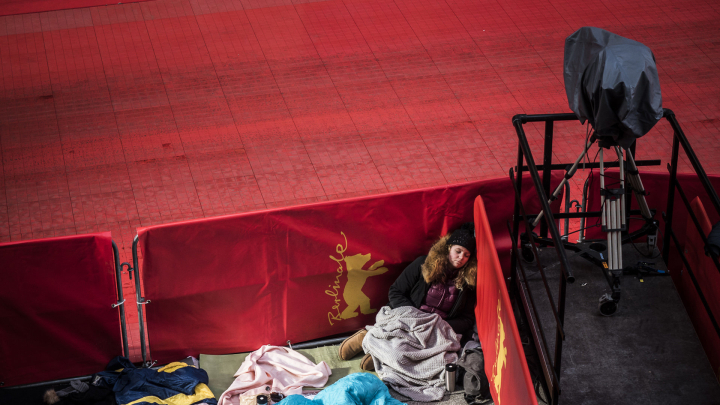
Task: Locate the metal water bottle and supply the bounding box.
[445,363,458,392]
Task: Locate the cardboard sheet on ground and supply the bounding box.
[200,345,375,398]
[138,174,564,363]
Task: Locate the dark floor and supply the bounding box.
[525,243,720,405]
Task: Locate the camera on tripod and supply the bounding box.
[517,27,665,316]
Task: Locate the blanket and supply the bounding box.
[277,373,405,405]
[218,345,331,405]
[362,306,461,401]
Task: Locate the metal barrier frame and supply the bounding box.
[129,235,151,366]
[111,240,130,358]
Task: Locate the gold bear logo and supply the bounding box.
[491,296,507,404]
[339,253,388,319]
[327,232,388,325]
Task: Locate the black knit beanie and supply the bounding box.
[447,222,476,253]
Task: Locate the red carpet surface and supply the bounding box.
[2,0,720,361]
[0,1,151,17]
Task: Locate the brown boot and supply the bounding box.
[338,329,367,360]
[360,353,375,371]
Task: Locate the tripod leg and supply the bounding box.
[600,148,605,227]
[625,150,653,219]
[615,147,626,228]
[531,135,596,228]
[599,149,623,316]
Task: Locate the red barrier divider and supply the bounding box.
[474,196,538,405]
[682,198,720,381]
[0,232,122,387]
[137,174,563,363]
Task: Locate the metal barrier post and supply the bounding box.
[132,235,151,366]
[111,241,129,358]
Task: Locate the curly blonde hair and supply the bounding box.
[421,234,477,289]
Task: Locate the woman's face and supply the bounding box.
[448,245,472,269]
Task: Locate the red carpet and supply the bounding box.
[0,0,150,17]
[1,0,720,361]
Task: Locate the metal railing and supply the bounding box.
[661,109,720,342]
[509,109,720,405]
[510,113,577,404]
[510,112,664,404]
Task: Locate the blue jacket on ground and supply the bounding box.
[96,356,216,405]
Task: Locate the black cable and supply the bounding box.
[626,217,663,258]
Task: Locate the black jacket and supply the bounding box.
[388,256,476,337]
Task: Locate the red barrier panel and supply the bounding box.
[474,196,538,405]
[0,232,122,387]
[682,198,720,381]
[138,174,563,363]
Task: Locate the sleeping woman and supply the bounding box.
[337,223,477,370]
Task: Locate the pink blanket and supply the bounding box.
[218,345,331,405]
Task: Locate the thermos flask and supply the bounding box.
[445,363,458,392]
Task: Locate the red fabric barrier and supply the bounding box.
[681,198,720,381]
[0,0,149,17]
[0,232,122,387]
[474,196,538,405]
[137,174,563,363]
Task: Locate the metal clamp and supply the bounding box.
[144,360,157,369]
[112,299,126,308]
[120,262,133,280]
[137,299,151,305]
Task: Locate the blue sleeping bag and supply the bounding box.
[278,373,406,405]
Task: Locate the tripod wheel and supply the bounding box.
[598,293,618,316]
[521,246,535,262]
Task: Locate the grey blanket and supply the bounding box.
[362,306,461,402]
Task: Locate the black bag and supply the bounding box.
[456,347,492,405]
[705,221,720,258]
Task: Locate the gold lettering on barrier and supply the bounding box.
[491,296,507,405]
[326,232,389,325]
[326,232,348,325]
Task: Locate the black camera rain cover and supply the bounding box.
[564,27,663,148]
